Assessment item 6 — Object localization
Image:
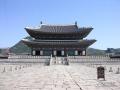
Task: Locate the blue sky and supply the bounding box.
[0,0,120,49]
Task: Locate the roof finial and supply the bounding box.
[75,21,77,25]
[40,21,43,24]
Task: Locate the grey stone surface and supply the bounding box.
[0,62,120,90]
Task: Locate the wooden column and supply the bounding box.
[53,50,57,56]
[40,50,43,55]
[32,50,36,56]
[82,50,86,56]
[75,50,78,56]
[61,50,64,56]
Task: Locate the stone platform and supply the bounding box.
[0,63,120,90]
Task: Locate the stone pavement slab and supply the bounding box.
[0,63,120,90]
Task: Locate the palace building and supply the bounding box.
[22,22,96,56]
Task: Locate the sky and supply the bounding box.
[0,0,120,50]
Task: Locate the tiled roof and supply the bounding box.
[22,39,96,48]
[40,25,78,32]
[26,24,81,33]
[25,24,93,34]
[25,24,94,40]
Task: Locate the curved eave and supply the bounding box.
[25,27,93,39]
[79,27,93,38]
[22,39,96,48]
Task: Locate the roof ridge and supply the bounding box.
[41,24,77,26]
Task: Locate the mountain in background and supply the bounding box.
[10,40,31,54]
[86,48,105,55]
[10,37,31,54]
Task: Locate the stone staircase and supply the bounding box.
[44,55,69,66]
[50,57,69,65]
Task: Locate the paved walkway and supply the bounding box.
[0,64,120,90]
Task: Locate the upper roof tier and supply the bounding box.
[25,24,93,39]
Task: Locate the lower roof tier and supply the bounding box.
[22,39,96,48]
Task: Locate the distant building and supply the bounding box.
[22,22,96,56]
[0,48,10,59]
[106,48,120,58]
[105,48,115,56]
[0,48,10,55]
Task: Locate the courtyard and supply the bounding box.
[0,58,120,90]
